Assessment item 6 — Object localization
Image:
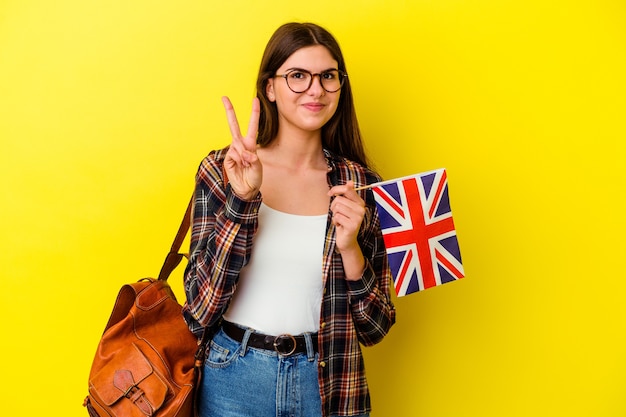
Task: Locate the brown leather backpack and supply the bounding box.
[83,197,207,417]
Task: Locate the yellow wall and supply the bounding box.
[1,1,624,416]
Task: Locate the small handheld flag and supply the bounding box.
[369,169,464,296]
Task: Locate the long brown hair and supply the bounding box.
[256,22,370,168]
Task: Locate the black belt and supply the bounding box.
[222,321,318,356]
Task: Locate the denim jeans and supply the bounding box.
[198,325,321,417]
[198,326,370,417]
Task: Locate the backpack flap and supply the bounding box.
[90,343,167,415]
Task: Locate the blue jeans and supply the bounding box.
[198,325,321,417]
[198,326,370,417]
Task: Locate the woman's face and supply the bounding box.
[266,45,341,137]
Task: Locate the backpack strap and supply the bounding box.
[158,158,229,281]
[157,195,193,281]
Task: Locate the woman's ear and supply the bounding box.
[266,79,275,102]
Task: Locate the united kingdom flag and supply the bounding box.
[371,169,464,296]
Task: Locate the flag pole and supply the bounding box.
[355,182,384,191]
[353,184,374,191]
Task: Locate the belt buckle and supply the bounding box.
[273,334,297,356]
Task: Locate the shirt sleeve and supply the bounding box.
[182,150,261,334]
[346,193,397,346]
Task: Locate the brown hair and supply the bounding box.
[256,22,370,168]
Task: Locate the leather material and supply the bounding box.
[84,190,218,417]
[84,278,200,417]
[222,321,318,356]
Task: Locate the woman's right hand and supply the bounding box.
[221,96,262,200]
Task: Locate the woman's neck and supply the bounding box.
[262,130,326,171]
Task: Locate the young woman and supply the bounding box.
[183,22,396,417]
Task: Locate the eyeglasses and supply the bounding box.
[275,69,347,93]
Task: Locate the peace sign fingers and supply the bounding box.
[221,96,263,200]
[222,96,259,153]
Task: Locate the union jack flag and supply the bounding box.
[371,169,464,296]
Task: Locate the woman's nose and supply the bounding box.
[306,74,326,96]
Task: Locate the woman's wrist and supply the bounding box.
[231,186,260,201]
[339,245,366,281]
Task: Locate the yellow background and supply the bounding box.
[1,1,625,416]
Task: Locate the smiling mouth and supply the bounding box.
[303,103,325,111]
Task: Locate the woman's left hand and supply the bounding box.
[328,180,366,254]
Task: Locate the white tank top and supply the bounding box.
[223,203,327,335]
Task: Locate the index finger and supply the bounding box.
[222,96,244,142]
[328,180,357,197]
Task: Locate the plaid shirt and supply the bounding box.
[183,147,396,417]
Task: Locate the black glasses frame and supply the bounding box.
[274,69,348,93]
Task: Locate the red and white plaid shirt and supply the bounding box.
[183,147,396,417]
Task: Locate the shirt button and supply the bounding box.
[320,322,326,329]
[319,361,326,368]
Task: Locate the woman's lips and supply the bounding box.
[303,102,325,112]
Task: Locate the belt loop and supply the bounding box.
[239,328,253,357]
[304,332,316,362]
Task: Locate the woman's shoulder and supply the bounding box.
[201,146,229,165]
[197,146,230,184]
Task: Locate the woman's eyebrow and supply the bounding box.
[284,66,339,73]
